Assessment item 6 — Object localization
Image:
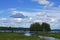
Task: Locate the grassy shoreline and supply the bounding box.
[37,32,60,39]
[44,33,60,39]
[0,32,60,40]
[0,32,44,40]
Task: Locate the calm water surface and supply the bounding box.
[39,36,60,40]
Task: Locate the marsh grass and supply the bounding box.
[0,32,44,40]
[37,32,60,39]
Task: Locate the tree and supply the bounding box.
[41,22,51,32]
[8,27,13,32]
[30,22,51,32]
[30,22,41,32]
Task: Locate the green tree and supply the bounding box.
[41,22,51,32]
[30,22,41,32]
[8,27,13,32]
[30,22,51,32]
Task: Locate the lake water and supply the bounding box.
[0,30,25,32]
[39,36,60,40]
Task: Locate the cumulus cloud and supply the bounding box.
[32,0,49,5]
[10,9,58,23]
[0,18,24,27]
[0,11,59,29]
[11,10,36,16]
[32,0,54,8]
[0,18,7,21]
[0,8,60,29]
[44,2,54,8]
[9,9,60,29]
[10,9,29,18]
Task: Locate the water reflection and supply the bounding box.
[24,32,31,36]
[39,36,60,40]
[24,31,31,36]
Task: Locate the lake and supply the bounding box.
[0,30,60,33]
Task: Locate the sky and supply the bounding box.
[0,0,60,29]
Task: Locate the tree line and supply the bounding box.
[0,22,51,32]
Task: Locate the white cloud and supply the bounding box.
[0,18,7,21]
[0,8,60,29]
[29,17,32,20]
[0,18,24,27]
[11,9,37,17]
[32,0,49,5]
[10,9,59,23]
[48,2,54,7]
[44,2,54,8]
[33,20,41,23]
[50,18,56,22]
[32,0,54,7]
[12,18,22,22]
[8,7,60,28]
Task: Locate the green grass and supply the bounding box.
[1,32,60,40]
[0,32,44,40]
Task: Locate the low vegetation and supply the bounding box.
[0,32,44,40]
[43,33,60,39]
[37,32,60,39]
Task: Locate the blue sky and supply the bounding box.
[0,0,60,29]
